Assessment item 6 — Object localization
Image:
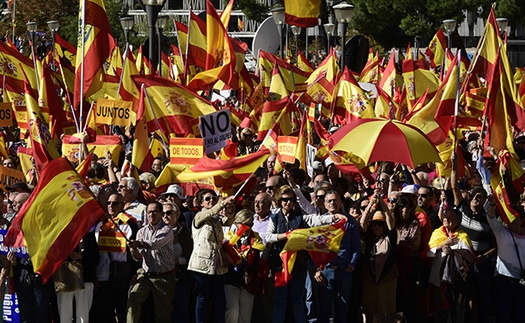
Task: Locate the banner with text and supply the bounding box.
[199,110,232,154]
[0,166,26,193]
[98,231,126,253]
[0,103,13,127]
[170,138,204,165]
[96,98,133,127]
[0,230,29,258]
[278,136,298,164]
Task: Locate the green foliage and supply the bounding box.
[231,0,269,23]
[495,0,525,27]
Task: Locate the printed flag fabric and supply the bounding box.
[425,29,447,70]
[74,0,115,108]
[490,152,525,224]
[283,0,321,28]
[5,157,105,283]
[275,219,347,286]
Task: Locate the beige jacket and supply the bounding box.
[187,202,228,275]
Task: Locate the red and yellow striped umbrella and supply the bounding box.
[329,118,442,168]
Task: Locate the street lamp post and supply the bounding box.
[271,5,285,59]
[156,15,168,77]
[120,16,134,46]
[443,19,457,50]
[291,25,302,65]
[323,23,335,52]
[496,17,508,38]
[333,2,354,69]
[26,22,40,90]
[47,20,59,72]
[142,0,167,75]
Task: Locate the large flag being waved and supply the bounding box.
[132,85,155,173]
[425,29,447,70]
[402,58,440,109]
[74,0,116,109]
[176,149,271,192]
[0,40,37,104]
[301,49,340,108]
[471,7,501,84]
[258,51,310,93]
[5,157,105,283]
[132,75,217,136]
[332,67,375,124]
[256,97,299,141]
[283,0,321,28]
[275,220,347,286]
[490,152,525,224]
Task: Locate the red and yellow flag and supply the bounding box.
[491,152,525,224]
[74,0,116,108]
[425,29,447,70]
[5,157,105,283]
[275,219,347,286]
[283,0,321,28]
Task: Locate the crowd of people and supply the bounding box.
[1,123,525,323]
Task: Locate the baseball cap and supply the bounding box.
[400,184,419,195]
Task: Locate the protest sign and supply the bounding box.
[170,138,204,165]
[199,110,231,154]
[0,166,26,193]
[278,136,298,164]
[95,98,133,127]
[0,103,14,127]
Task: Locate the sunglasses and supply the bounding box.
[204,196,218,202]
[281,197,294,203]
[387,198,398,204]
[265,186,275,191]
[360,205,368,210]
[163,210,176,216]
[243,133,253,138]
[418,194,428,198]
[371,221,385,227]
[107,201,122,206]
[117,185,127,190]
[316,195,325,199]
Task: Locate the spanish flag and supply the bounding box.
[5,157,105,283]
[491,151,525,224]
[74,0,116,108]
[425,29,447,70]
[275,219,347,286]
[283,0,321,28]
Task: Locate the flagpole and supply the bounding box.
[183,7,192,86]
[453,50,461,154]
[79,0,86,132]
[172,18,185,73]
[116,45,128,100]
[11,0,16,43]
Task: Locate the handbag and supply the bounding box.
[53,260,84,293]
[242,267,264,295]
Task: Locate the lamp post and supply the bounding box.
[333,2,354,68]
[26,22,40,90]
[496,17,508,38]
[323,23,335,52]
[443,19,457,49]
[271,5,285,59]
[291,25,302,65]
[142,0,167,75]
[120,16,134,46]
[156,15,168,76]
[47,20,59,72]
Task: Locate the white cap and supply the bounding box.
[161,184,185,200]
[400,184,419,195]
[312,161,324,171]
[324,157,334,167]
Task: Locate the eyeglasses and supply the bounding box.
[315,195,325,200]
[163,210,175,216]
[360,205,368,210]
[281,197,293,203]
[387,198,398,204]
[265,186,275,191]
[204,196,218,202]
[243,133,253,138]
[418,194,428,198]
[107,201,122,206]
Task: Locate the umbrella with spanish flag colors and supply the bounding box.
[329,118,442,169]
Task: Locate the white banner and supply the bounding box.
[199,110,232,154]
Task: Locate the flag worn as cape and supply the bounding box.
[5,157,105,283]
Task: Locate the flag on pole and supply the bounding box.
[283,0,321,28]
[5,157,105,283]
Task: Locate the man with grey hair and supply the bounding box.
[118,177,146,226]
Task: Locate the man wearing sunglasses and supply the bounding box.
[93,193,139,323]
[118,177,147,227]
[417,186,440,231]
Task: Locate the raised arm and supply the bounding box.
[450,152,463,207]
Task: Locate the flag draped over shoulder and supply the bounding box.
[74,0,115,108]
[275,219,347,286]
[5,157,105,283]
[283,0,321,28]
